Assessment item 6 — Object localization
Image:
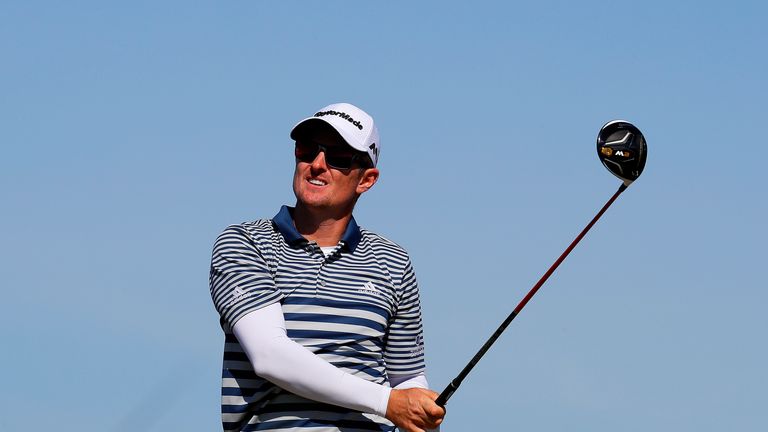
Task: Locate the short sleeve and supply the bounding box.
[383,259,426,375]
[209,224,284,329]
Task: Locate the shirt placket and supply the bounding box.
[303,241,327,297]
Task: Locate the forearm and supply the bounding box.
[390,373,429,389]
[233,302,390,416]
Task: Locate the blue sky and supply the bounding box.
[1,1,766,430]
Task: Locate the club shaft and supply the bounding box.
[435,184,627,406]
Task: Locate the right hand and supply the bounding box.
[385,388,446,432]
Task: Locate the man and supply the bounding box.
[209,103,445,432]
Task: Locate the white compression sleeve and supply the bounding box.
[232,302,391,417]
[389,373,429,389]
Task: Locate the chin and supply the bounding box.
[299,198,331,209]
[295,193,334,211]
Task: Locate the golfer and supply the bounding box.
[209,103,445,432]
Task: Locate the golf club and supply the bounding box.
[435,120,647,407]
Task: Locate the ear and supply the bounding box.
[356,167,379,194]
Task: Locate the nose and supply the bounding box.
[309,149,328,171]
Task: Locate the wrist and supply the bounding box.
[377,386,392,418]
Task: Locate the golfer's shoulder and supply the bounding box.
[213,218,276,247]
[359,228,412,264]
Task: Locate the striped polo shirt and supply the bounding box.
[209,206,426,431]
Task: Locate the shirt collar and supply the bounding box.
[272,205,362,252]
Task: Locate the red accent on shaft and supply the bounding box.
[436,183,627,406]
[511,183,626,316]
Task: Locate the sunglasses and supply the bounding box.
[294,140,370,170]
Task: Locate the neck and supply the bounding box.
[293,202,353,247]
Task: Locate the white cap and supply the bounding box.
[290,102,381,167]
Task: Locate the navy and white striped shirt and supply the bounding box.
[210,206,426,431]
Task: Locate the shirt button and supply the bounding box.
[318,279,326,286]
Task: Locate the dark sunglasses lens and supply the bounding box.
[295,141,319,162]
[295,141,358,169]
[325,153,355,169]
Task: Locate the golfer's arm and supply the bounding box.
[233,302,391,417]
[389,373,429,389]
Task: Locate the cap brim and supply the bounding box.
[290,117,366,153]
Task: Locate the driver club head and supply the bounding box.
[596,120,647,186]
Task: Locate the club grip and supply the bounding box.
[435,381,458,407]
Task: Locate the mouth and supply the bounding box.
[307,178,327,186]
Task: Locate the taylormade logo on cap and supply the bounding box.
[291,102,381,167]
[314,110,364,130]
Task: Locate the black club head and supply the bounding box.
[596,120,647,186]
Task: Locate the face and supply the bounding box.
[292,127,379,215]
